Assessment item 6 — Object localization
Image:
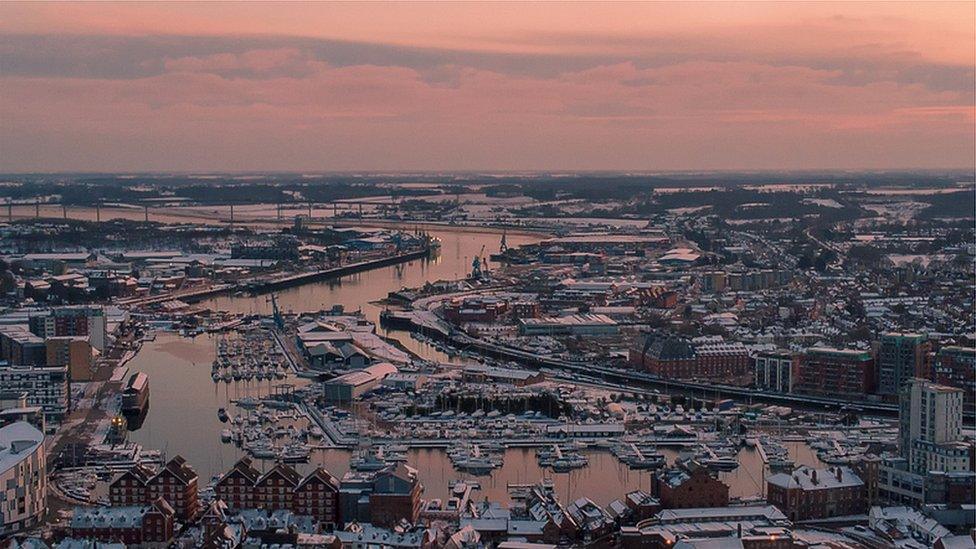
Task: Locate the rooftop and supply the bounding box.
[767,465,863,491]
[0,421,44,476]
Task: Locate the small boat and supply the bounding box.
[704,456,740,471]
[453,457,497,476]
[236,397,260,409]
[217,408,229,423]
[220,429,232,442]
[282,444,311,463]
[552,454,588,473]
[251,447,276,459]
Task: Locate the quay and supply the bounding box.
[245,247,432,293]
[119,246,432,307]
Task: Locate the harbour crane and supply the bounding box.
[471,244,490,279]
[267,293,284,330]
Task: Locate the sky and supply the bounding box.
[0,2,973,173]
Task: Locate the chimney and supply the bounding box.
[737,523,742,538]
[836,467,843,482]
[811,469,818,485]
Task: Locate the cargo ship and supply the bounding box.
[121,372,150,416]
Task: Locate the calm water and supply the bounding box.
[200,228,539,360]
[126,332,820,506]
[125,227,820,506]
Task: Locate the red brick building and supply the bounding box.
[148,456,200,521]
[295,468,341,527]
[255,463,302,511]
[630,333,697,378]
[796,348,875,398]
[70,497,175,544]
[443,296,509,324]
[109,456,200,521]
[369,463,423,527]
[213,459,340,526]
[651,466,729,509]
[694,342,751,382]
[214,457,261,511]
[933,346,975,416]
[512,301,542,320]
[109,464,153,508]
[631,333,750,383]
[766,466,866,522]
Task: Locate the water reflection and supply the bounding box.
[201,229,540,361]
[125,228,822,506]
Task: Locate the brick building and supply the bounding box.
[70,498,175,545]
[109,456,200,521]
[651,466,729,509]
[631,333,749,383]
[45,336,93,382]
[213,458,340,527]
[796,347,875,398]
[214,457,261,511]
[443,296,508,324]
[255,463,302,512]
[511,301,542,320]
[694,342,751,382]
[295,468,342,526]
[28,306,107,351]
[933,346,975,416]
[766,466,866,521]
[369,463,424,527]
[630,333,696,379]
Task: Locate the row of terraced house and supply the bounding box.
[108,455,422,534]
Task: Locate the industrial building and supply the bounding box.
[324,363,398,403]
[518,314,618,336]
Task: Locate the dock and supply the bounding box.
[120,246,432,307]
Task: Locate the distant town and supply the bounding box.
[0,172,973,548]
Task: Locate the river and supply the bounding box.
[125,226,821,507]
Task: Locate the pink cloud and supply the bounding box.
[0,3,972,171]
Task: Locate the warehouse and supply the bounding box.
[323,363,398,403]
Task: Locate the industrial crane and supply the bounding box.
[471,244,490,279]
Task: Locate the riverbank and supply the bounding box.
[7,203,552,239]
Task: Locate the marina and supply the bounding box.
[120,325,828,507]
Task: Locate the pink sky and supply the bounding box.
[0,2,973,172]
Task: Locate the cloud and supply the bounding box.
[0,5,973,171]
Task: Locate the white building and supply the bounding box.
[0,422,46,535]
[899,379,965,474]
[753,350,795,393]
